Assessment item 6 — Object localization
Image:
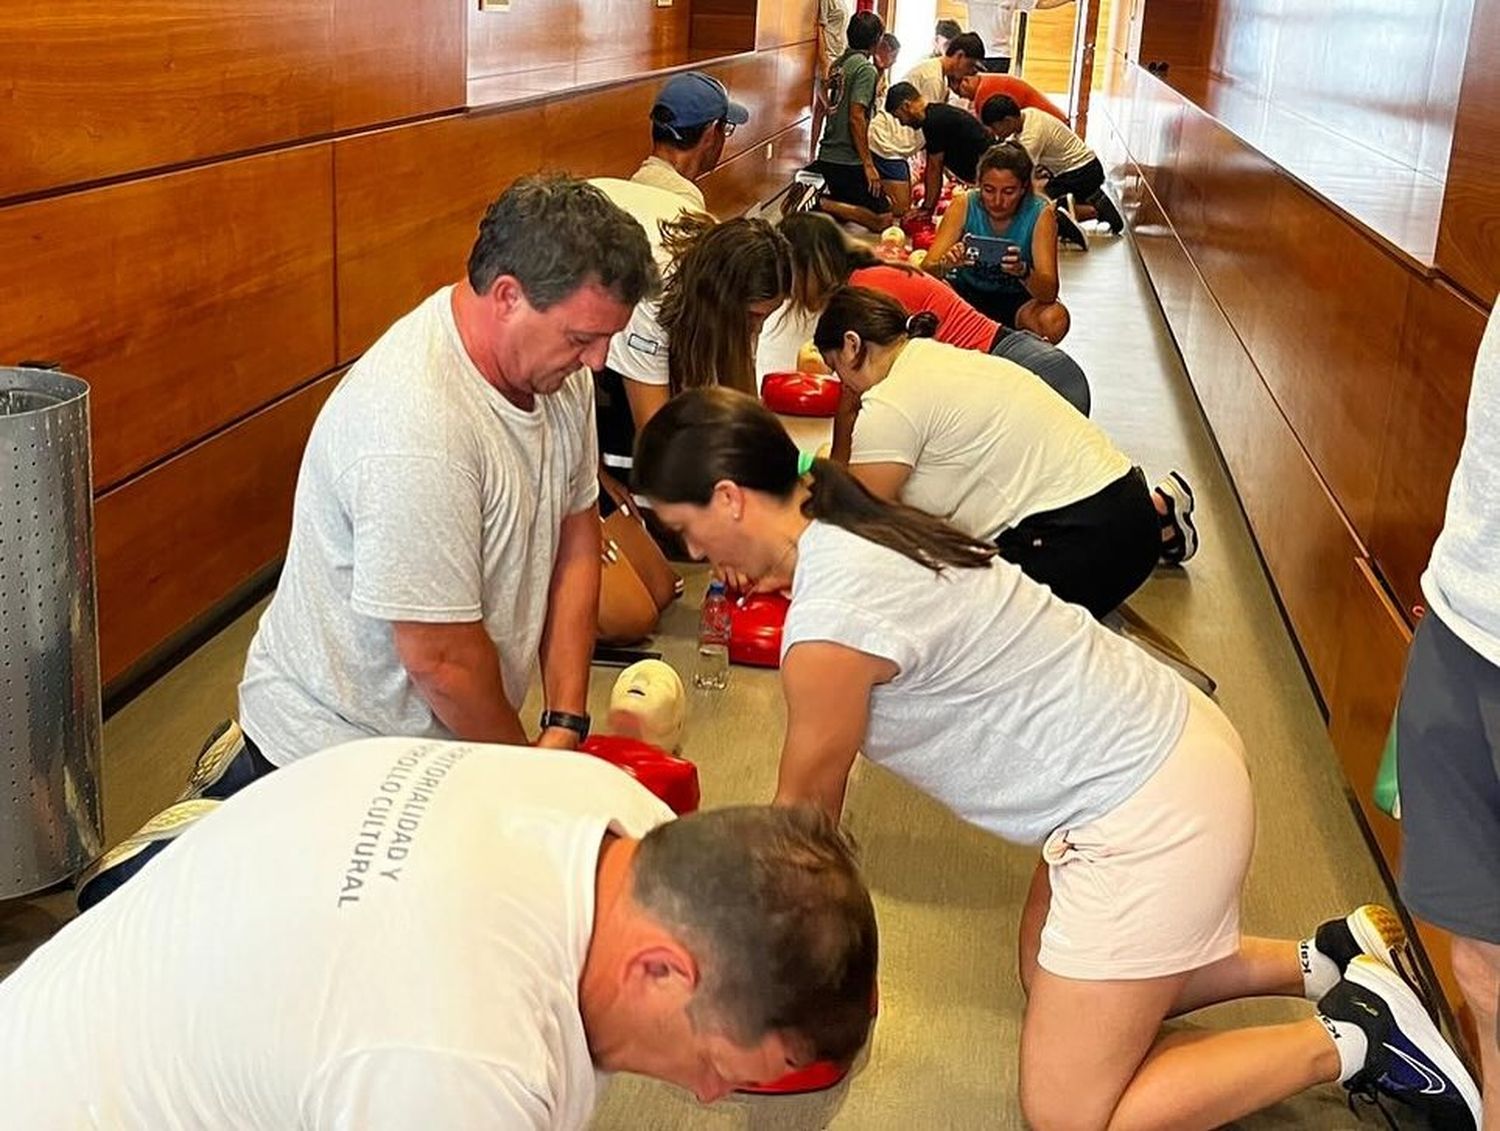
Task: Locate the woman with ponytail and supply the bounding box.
[815,285,1191,614]
[779,210,1090,414]
[631,386,1458,1131]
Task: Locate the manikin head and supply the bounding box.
[607,660,686,751]
[584,806,878,1102]
[649,72,751,180]
[461,177,657,404]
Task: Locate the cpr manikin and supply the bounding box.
[607,659,686,751]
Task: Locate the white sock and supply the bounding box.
[1315,1013,1371,1084]
[1299,938,1341,1000]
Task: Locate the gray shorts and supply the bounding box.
[1397,610,1500,943]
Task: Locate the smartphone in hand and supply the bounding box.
[962,233,1023,267]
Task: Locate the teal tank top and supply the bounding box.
[954,190,1045,294]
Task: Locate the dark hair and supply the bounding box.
[946,31,986,59]
[635,387,995,573]
[659,216,792,396]
[847,9,884,51]
[631,805,878,1063]
[467,175,658,309]
[978,138,1034,183]
[934,18,962,40]
[812,285,938,364]
[877,31,902,53]
[980,93,1022,127]
[651,104,714,150]
[780,211,917,315]
[884,80,920,114]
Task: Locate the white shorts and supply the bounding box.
[1037,686,1256,980]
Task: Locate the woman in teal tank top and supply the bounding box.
[923,141,1071,343]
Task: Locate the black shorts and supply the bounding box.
[811,160,890,214]
[1397,610,1500,943]
[1044,157,1105,203]
[994,467,1160,618]
[952,276,1031,329]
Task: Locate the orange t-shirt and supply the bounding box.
[968,75,1068,124]
[850,264,999,352]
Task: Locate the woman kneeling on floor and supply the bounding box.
[632,386,1483,1131]
[818,285,1194,615]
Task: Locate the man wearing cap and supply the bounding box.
[631,71,749,213]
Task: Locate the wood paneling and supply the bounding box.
[757,0,818,50]
[335,113,545,362]
[701,120,815,216]
[0,2,333,202]
[695,0,757,53]
[1372,280,1488,617]
[0,145,336,490]
[1137,0,1217,71]
[96,374,340,685]
[1438,0,1500,306]
[333,0,466,131]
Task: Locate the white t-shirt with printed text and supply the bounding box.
[0,740,675,1130]
[238,287,599,765]
[783,521,1188,845]
[850,337,1131,539]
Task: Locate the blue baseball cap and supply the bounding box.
[652,72,750,134]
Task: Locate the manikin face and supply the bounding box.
[608,660,685,750]
[485,277,633,397]
[978,168,1028,222]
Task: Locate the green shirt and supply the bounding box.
[818,50,879,166]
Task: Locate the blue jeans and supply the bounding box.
[990,330,1092,416]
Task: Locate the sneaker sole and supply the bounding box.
[1347,905,1432,1016]
[1346,956,1483,1126]
[1164,471,1198,561]
[180,719,245,800]
[75,798,221,895]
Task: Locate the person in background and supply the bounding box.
[1394,305,1500,1129]
[951,69,1067,124]
[867,31,922,215]
[902,31,986,108]
[921,140,1073,345]
[967,0,1076,72]
[811,0,853,163]
[633,71,750,212]
[886,82,1005,226]
[982,93,1124,234]
[810,9,894,233]
[1,740,881,1128]
[933,17,963,56]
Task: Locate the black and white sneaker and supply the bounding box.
[1319,956,1482,1130]
[1155,470,1198,564]
[1054,201,1089,251]
[179,718,247,801]
[1088,189,1125,234]
[1306,904,1428,1010]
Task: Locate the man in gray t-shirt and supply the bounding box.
[237,176,658,768]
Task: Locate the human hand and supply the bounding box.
[864,163,883,199]
[535,727,581,751]
[1001,249,1027,277]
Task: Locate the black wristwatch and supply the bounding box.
[539,709,591,740]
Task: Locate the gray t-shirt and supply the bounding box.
[1424,305,1500,666]
[819,50,880,166]
[782,521,1188,845]
[239,287,598,765]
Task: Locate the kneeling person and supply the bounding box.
[0,740,878,1127]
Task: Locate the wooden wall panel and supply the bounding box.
[1372,280,1488,617]
[701,120,815,217]
[0,2,333,202]
[335,114,546,362]
[0,145,336,491]
[96,374,340,686]
[1438,0,1500,306]
[333,0,466,131]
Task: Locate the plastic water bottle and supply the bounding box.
[694,580,732,691]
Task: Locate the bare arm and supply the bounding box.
[623,379,670,432]
[923,152,946,219]
[831,383,861,463]
[536,505,601,749]
[393,620,529,745]
[848,461,912,502]
[1026,206,1061,303]
[923,192,970,276]
[775,642,896,818]
[1034,0,1076,8]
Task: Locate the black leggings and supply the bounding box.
[995,467,1159,618]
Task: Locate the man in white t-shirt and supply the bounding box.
[633,71,750,213]
[966,0,1076,73]
[981,96,1123,232]
[233,177,658,780]
[0,741,879,1128]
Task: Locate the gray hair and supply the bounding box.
[466,175,659,310]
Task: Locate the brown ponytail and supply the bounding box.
[812,286,940,364]
[635,388,996,574]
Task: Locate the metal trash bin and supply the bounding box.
[0,366,103,897]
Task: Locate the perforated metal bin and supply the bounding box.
[0,367,103,897]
